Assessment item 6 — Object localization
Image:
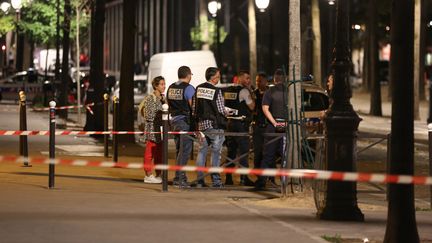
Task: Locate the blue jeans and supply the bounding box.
[195,128,225,183]
[171,118,193,181]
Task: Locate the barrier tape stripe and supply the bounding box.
[32,102,95,111]
[0,130,196,136]
[0,155,431,185]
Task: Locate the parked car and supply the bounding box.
[0,69,54,103]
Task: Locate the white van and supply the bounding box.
[147,50,217,93]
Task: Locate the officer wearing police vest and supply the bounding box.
[223,70,255,186]
[167,66,195,187]
[192,67,229,188]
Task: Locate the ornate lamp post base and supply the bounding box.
[318,110,364,222]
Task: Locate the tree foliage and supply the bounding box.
[0,16,14,36]
[190,16,227,50]
[19,1,59,45]
[1,0,90,46]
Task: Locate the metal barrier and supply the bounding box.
[357,132,391,198]
[103,93,109,158]
[18,91,29,166]
[48,101,56,188]
[112,96,119,163]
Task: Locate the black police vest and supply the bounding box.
[223,85,251,119]
[195,82,226,128]
[167,81,191,117]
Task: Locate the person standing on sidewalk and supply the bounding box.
[223,70,256,186]
[255,69,287,189]
[167,66,195,187]
[140,76,166,184]
[192,67,229,188]
[252,72,268,169]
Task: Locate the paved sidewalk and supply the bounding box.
[351,87,430,143]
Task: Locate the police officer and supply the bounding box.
[255,69,287,189]
[167,66,195,187]
[192,67,228,188]
[223,70,255,186]
[252,72,268,170]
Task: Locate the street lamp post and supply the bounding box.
[208,1,221,67]
[11,0,23,72]
[318,0,364,221]
[255,0,269,12]
[429,22,432,123]
[255,0,269,71]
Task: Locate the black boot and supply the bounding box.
[254,176,267,190]
[240,175,255,186]
[225,174,233,185]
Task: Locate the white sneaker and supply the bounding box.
[144,174,162,184]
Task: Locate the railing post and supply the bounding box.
[103,93,109,158]
[49,100,56,189]
[19,91,29,166]
[112,96,119,163]
[162,104,169,192]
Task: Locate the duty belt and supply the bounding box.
[227,116,246,120]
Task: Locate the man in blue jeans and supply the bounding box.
[167,66,195,187]
[192,67,229,188]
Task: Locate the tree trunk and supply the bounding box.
[29,40,35,68]
[248,0,257,78]
[16,33,24,72]
[311,0,322,86]
[418,0,426,101]
[199,0,210,50]
[0,36,4,71]
[413,0,423,119]
[362,18,370,92]
[383,0,420,242]
[368,0,382,116]
[288,0,302,185]
[55,0,61,80]
[84,0,105,132]
[301,2,312,77]
[60,0,71,119]
[118,0,137,143]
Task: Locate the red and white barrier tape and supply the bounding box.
[0,130,196,136]
[0,155,431,185]
[32,103,95,113]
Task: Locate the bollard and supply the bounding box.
[112,96,119,163]
[162,104,169,192]
[428,124,432,209]
[19,91,30,166]
[49,100,56,189]
[103,93,109,158]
